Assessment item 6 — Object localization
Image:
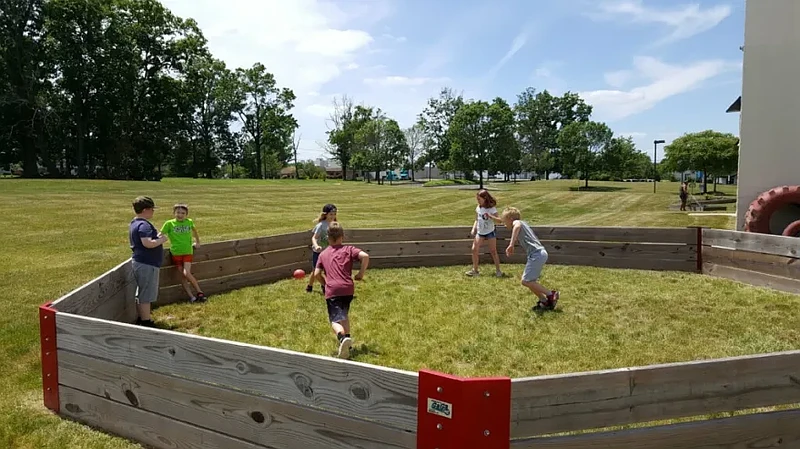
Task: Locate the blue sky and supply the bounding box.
[163,0,744,161]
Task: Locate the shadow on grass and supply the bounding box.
[350,343,384,358]
[569,186,630,192]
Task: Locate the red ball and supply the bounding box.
[293,269,306,279]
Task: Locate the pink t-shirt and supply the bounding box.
[316,245,362,299]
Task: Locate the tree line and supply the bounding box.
[327,87,681,188]
[2,0,738,184]
[1,0,297,179]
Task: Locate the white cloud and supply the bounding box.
[363,76,451,87]
[382,33,407,43]
[580,56,739,121]
[486,31,528,78]
[161,0,398,159]
[619,131,647,137]
[592,0,731,45]
[604,70,632,88]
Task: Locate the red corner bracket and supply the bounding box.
[417,369,511,449]
[39,302,59,412]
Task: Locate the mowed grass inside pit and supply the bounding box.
[156,264,800,378]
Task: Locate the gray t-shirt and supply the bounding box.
[312,221,330,251]
[516,220,545,255]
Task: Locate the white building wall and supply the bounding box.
[736,0,800,230]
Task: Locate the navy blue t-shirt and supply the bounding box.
[129,218,163,267]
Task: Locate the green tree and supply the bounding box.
[557,121,613,188]
[514,88,558,178]
[234,62,295,179]
[403,123,425,181]
[448,98,516,189]
[663,130,739,193]
[417,87,463,175]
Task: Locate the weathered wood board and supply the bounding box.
[703,228,800,258]
[509,350,800,438]
[59,350,415,449]
[161,231,309,265]
[159,246,310,287]
[510,409,800,449]
[56,313,420,432]
[703,245,800,280]
[703,263,800,295]
[59,386,266,449]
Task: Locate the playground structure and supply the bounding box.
[40,225,800,449]
[734,0,800,235]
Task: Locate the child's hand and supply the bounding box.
[193,242,200,248]
[505,245,514,257]
[313,245,321,252]
[354,272,364,281]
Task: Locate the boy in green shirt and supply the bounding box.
[161,203,206,302]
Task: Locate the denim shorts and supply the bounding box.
[326,295,353,323]
[522,249,548,282]
[478,231,496,239]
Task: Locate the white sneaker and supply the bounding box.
[495,270,504,278]
[337,337,352,359]
[465,269,480,277]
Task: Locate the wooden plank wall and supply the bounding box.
[55,312,418,449]
[50,259,137,323]
[157,231,310,304]
[702,228,800,295]
[510,409,800,449]
[509,350,800,440]
[344,226,698,272]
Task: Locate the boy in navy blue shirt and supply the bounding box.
[129,196,168,327]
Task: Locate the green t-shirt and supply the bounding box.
[161,218,195,256]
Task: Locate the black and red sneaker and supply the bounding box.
[196,292,208,302]
[306,285,313,293]
[546,291,559,310]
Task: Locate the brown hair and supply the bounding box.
[132,196,155,214]
[501,207,521,221]
[314,203,338,223]
[477,189,497,208]
[327,222,344,241]
[173,203,189,213]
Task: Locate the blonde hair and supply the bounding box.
[501,207,521,221]
[173,203,189,213]
[327,222,344,241]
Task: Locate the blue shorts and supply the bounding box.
[522,249,548,282]
[312,251,321,271]
[478,231,496,239]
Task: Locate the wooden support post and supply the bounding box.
[696,227,703,273]
[39,302,59,412]
[417,369,511,449]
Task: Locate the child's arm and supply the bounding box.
[141,235,167,249]
[192,227,201,248]
[505,221,521,256]
[311,233,321,252]
[354,251,369,280]
[470,220,478,237]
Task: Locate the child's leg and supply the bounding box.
[327,296,354,358]
[469,235,483,273]
[182,262,202,294]
[307,252,319,291]
[522,279,551,300]
[486,236,502,273]
[522,251,553,300]
[133,262,159,325]
[176,264,194,299]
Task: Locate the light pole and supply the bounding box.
[653,139,665,193]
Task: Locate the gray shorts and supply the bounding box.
[132,261,160,304]
[522,249,548,282]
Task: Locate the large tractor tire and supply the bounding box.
[783,219,800,237]
[744,185,800,234]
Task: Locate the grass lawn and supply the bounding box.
[156,265,800,379]
[0,177,754,448]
